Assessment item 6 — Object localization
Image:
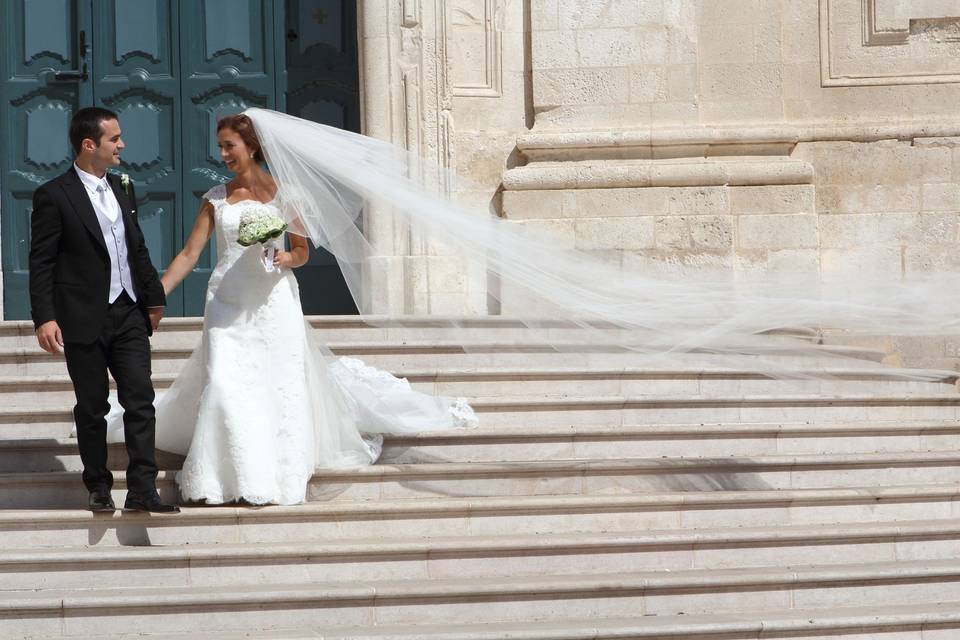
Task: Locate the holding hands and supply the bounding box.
[35,320,63,354]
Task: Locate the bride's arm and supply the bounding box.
[274,233,309,269]
[161,201,215,295]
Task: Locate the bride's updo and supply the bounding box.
[217,114,264,162]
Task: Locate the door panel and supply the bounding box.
[0,0,92,320]
[179,0,277,316]
[92,0,184,314]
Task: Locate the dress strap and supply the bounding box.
[202,183,227,204]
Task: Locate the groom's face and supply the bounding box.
[85,118,124,170]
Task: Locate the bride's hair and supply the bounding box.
[217,114,264,162]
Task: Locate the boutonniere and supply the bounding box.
[120,173,131,195]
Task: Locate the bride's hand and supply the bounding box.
[273,249,297,269]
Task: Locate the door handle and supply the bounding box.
[54,30,88,81]
[54,67,87,81]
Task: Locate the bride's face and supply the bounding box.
[218,129,253,173]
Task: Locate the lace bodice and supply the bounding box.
[201,184,289,306]
[202,184,282,258]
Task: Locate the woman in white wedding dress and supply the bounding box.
[112,115,476,506]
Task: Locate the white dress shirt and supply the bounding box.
[74,164,138,304]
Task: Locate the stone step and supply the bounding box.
[74,602,960,640]
[381,420,960,462]
[471,394,960,426]
[7,421,960,472]
[3,558,960,636]
[4,452,960,507]
[4,518,960,590]
[0,366,954,408]
[3,484,957,548]
[0,317,823,350]
[4,393,959,439]
[0,341,889,376]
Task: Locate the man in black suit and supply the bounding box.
[29,107,179,513]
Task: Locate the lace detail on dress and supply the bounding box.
[450,397,480,428]
[202,183,227,204]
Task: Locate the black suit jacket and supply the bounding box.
[29,168,166,343]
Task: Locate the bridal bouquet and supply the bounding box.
[237,207,287,272]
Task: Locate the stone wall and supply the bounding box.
[358,0,960,314]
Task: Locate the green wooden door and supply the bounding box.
[180,0,281,316]
[0,0,93,320]
[92,0,185,315]
[1,0,360,319]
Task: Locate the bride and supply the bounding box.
[111,114,477,506]
[112,108,960,506]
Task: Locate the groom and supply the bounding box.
[29,107,179,513]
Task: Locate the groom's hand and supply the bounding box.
[147,307,164,332]
[35,320,63,354]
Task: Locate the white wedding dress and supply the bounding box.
[107,184,476,505]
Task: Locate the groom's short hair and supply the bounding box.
[69,107,119,155]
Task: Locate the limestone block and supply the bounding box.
[655,216,690,250]
[575,216,656,250]
[695,0,760,25]
[816,185,921,215]
[730,186,815,215]
[691,215,734,250]
[535,103,654,129]
[737,214,818,250]
[818,214,881,249]
[577,26,668,67]
[651,100,700,125]
[534,68,631,106]
[700,98,785,123]
[782,61,823,101]
[906,245,960,273]
[558,0,664,29]
[766,249,820,273]
[365,256,407,315]
[820,247,903,279]
[412,290,470,315]
[783,0,818,23]
[623,249,735,274]
[700,64,783,100]
[532,30,578,70]
[629,66,668,103]
[453,131,520,186]
[509,218,577,248]
[666,63,698,101]
[666,25,698,64]
[576,188,672,217]
[667,186,730,216]
[664,0,697,25]
[754,22,782,63]
[406,256,468,293]
[813,141,953,187]
[698,24,754,64]
[502,190,577,219]
[922,183,960,212]
[532,0,559,30]
[782,20,819,63]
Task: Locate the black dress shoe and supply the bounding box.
[123,491,180,513]
[88,489,115,513]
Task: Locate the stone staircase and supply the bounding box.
[2,317,960,638]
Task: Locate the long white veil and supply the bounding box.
[244,108,960,379]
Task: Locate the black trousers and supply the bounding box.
[63,292,157,494]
